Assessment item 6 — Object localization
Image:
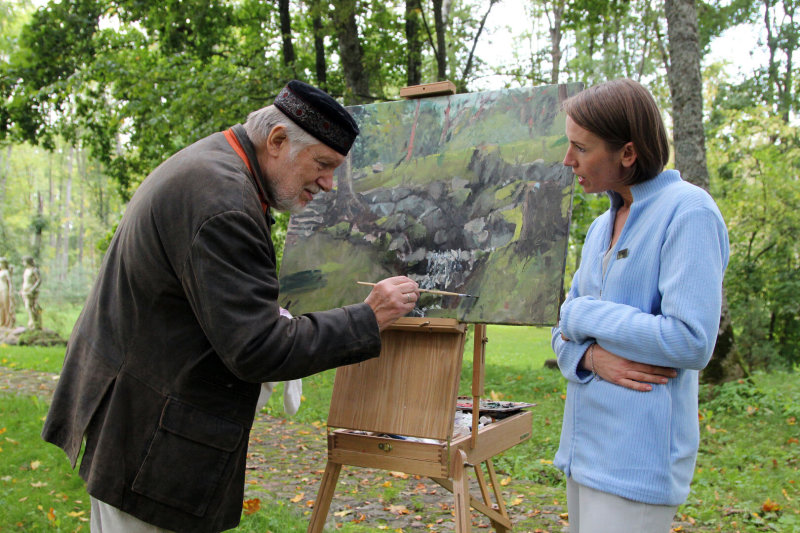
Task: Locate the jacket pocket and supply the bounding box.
[132,398,243,516]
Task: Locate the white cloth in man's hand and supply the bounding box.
[255,307,302,415]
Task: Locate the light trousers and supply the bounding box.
[566,477,678,533]
[90,497,174,533]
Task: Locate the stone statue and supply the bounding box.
[20,256,42,330]
[0,257,14,328]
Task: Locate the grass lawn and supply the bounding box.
[1,327,798,532]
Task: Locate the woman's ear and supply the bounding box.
[620,141,638,168]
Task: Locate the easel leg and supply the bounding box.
[452,450,472,533]
[307,460,342,533]
[474,462,511,532]
[485,459,508,520]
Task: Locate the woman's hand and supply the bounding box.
[586,344,678,392]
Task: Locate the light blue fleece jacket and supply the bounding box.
[551,169,729,506]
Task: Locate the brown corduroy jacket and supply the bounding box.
[42,125,381,532]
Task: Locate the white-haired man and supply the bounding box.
[43,81,419,533]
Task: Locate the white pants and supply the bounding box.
[566,477,678,533]
[90,497,174,533]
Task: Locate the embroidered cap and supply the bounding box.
[273,80,360,155]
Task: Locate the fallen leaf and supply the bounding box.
[47,507,56,522]
[242,498,260,515]
[500,477,511,486]
[762,498,781,512]
[67,511,85,517]
[30,481,48,488]
[389,471,409,479]
[290,493,305,503]
[387,504,409,515]
[334,509,352,518]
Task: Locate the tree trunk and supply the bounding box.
[77,148,86,268]
[0,146,9,222]
[48,152,56,251]
[34,192,44,261]
[278,0,296,75]
[308,0,328,90]
[405,0,423,86]
[432,0,447,80]
[61,146,73,281]
[0,146,9,206]
[665,0,707,189]
[332,0,370,104]
[547,0,566,84]
[665,0,739,383]
[0,146,9,254]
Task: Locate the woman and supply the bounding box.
[551,79,729,533]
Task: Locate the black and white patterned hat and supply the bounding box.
[273,80,360,155]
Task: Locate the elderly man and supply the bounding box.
[42,81,419,533]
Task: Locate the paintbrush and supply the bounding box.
[356,281,478,299]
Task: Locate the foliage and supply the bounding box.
[690,372,800,532]
[707,102,800,370]
[0,0,799,374]
[0,143,122,314]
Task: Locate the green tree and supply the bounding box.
[708,109,800,370]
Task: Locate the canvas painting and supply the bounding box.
[278,83,581,326]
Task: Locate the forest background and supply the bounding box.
[0,0,798,378]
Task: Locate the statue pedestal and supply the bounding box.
[0,326,66,346]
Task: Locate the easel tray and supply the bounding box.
[456,397,536,419]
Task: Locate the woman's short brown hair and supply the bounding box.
[562,78,670,185]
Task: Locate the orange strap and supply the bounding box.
[224,128,268,214]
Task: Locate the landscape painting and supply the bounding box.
[278,83,581,326]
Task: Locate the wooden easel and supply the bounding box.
[306,318,532,532]
[307,82,532,532]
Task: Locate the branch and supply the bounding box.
[419,3,438,58]
[461,0,498,83]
